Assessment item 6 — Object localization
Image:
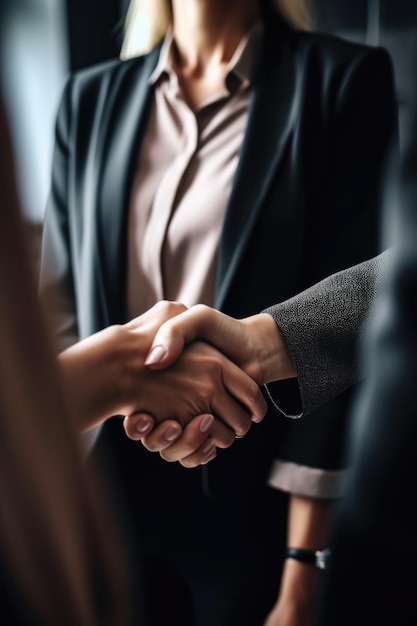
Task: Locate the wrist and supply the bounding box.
[246,314,296,385]
[284,547,331,571]
[110,325,149,415]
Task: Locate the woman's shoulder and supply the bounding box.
[69,48,158,92]
[264,16,394,86]
[291,28,392,70]
[60,44,160,111]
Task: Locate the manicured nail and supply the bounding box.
[199,414,214,434]
[164,425,181,442]
[145,345,166,366]
[135,417,153,435]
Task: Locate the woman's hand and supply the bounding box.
[122,303,296,467]
[123,412,219,467]
[59,301,267,454]
[144,304,296,385]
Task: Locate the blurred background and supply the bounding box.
[0,0,416,272]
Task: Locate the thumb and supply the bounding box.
[144,319,189,369]
[144,305,214,369]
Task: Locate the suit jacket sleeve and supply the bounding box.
[206,37,398,496]
[39,76,79,351]
[263,250,392,418]
[264,43,398,486]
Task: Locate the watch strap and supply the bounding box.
[285,547,331,570]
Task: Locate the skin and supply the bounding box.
[58,301,268,460]
[124,304,296,464]
[144,304,296,384]
[170,0,261,110]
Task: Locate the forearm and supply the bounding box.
[282,493,333,593]
[57,302,188,432]
[59,305,266,441]
[58,325,148,432]
[286,493,333,553]
[264,494,334,625]
[264,251,392,416]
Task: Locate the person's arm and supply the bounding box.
[138,251,391,411]
[264,250,392,417]
[264,494,333,626]
[58,301,267,445]
[123,251,391,464]
[122,307,292,465]
[124,253,389,464]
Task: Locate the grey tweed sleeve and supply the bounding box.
[263,250,392,417]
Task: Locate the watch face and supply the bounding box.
[316,548,331,570]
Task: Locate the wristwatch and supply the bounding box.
[285,547,331,570]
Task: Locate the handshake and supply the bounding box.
[58,301,295,467]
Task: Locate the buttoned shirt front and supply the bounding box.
[126,23,262,317]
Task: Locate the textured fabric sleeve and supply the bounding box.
[263,250,392,418]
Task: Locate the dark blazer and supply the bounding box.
[40,12,397,498]
[313,57,417,626]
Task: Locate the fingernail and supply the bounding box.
[164,425,181,442]
[135,417,153,435]
[145,345,166,366]
[199,414,214,434]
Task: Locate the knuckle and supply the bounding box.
[153,300,184,316]
[195,380,213,405]
[193,303,209,316]
[247,379,261,402]
[247,381,267,415]
[215,431,235,449]
[153,300,169,313]
[235,421,251,437]
[166,300,187,315]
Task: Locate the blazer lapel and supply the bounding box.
[214,22,300,310]
[95,48,160,325]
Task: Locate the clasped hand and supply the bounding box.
[123,301,291,467]
[60,301,290,468]
[121,301,271,467]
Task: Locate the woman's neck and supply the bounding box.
[171,0,261,75]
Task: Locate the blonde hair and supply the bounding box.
[120,0,312,60]
[275,0,313,31]
[120,0,172,59]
